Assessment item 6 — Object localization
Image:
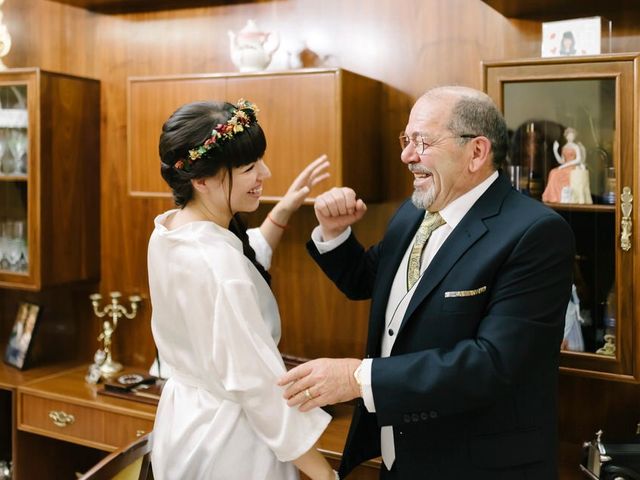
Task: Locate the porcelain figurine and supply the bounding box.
[0,0,12,70]
[542,127,592,204]
[228,20,279,72]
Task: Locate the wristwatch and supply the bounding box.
[353,361,364,397]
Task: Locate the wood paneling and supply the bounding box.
[127,75,227,196]
[40,72,101,287]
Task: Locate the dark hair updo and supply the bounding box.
[159,100,266,206]
[158,100,270,284]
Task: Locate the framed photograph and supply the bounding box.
[541,17,611,57]
[4,302,40,370]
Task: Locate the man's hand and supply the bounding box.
[314,187,367,240]
[277,358,361,412]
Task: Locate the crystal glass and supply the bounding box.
[0,220,8,270]
[7,128,27,174]
[5,220,26,272]
[0,145,13,175]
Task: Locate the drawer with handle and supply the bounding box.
[103,411,154,448]
[18,394,107,449]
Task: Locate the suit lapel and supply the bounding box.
[397,173,512,336]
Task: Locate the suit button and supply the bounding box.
[403,414,411,423]
[411,413,420,422]
[429,411,438,419]
[420,412,429,421]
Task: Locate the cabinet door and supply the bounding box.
[128,76,227,196]
[484,55,637,380]
[128,69,381,201]
[0,78,37,289]
[225,72,339,201]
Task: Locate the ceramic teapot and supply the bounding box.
[228,20,279,72]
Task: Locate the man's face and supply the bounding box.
[401,95,472,212]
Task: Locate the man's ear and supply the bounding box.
[467,136,492,173]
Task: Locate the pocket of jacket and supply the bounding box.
[469,427,544,469]
[442,287,487,313]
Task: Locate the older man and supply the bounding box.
[280,86,574,479]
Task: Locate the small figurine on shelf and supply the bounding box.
[0,0,11,71]
[561,284,585,352]
[542,127,593,204]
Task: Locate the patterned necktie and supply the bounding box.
[406,211,445,290]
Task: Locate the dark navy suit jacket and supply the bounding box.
[307,173,574,479]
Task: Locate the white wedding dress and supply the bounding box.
[148,210,330,479]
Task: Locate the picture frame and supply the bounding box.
[4,302,40,370]
[541,16,611,58]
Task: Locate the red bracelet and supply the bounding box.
[267,213,288,230]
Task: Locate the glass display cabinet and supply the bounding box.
[483,54,639,381]
[0,69,100,291]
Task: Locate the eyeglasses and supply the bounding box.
[399,132,478,155]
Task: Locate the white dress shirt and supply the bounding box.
[312,170,498,469]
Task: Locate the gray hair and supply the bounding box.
[425,86,508,170]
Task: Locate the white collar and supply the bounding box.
[439,171,499,229]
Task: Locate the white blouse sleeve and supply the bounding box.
[210,279,331,462]
[247,227,272,270]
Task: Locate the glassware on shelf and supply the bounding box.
[0,129,6,175]
[0,149,13,175]
[0,219,8,270]
[0,219,27,273]
[508,164,529,192]
[522,122,545,199]
[603,166,616,205]
[7,128,26,175]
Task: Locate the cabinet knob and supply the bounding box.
[620,186,633,252]
[136,430,146,437]
[48,410,75,428]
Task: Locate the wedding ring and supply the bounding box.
[304,388,312,400]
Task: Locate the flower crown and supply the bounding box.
[174,99,259,171]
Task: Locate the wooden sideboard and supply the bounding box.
[0,363,380,479]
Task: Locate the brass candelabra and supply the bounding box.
[89,291,141,375]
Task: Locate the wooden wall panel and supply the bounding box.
[2,0,640,474]
[128,76,227,196]
[225,72,339,198]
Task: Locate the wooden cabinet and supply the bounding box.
[128,68,382,202]
[0,362,75,479]
[47,0,231,13]
[483,53,639,381]
[17,368,155,452]
[0,365,379,479]
[480,0,639,20]
[0,69,100,291]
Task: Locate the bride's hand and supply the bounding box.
[276,154,330,216]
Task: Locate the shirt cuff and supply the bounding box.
[359,358,376,413]
[247,227,273,270]
[310,225,352,254]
